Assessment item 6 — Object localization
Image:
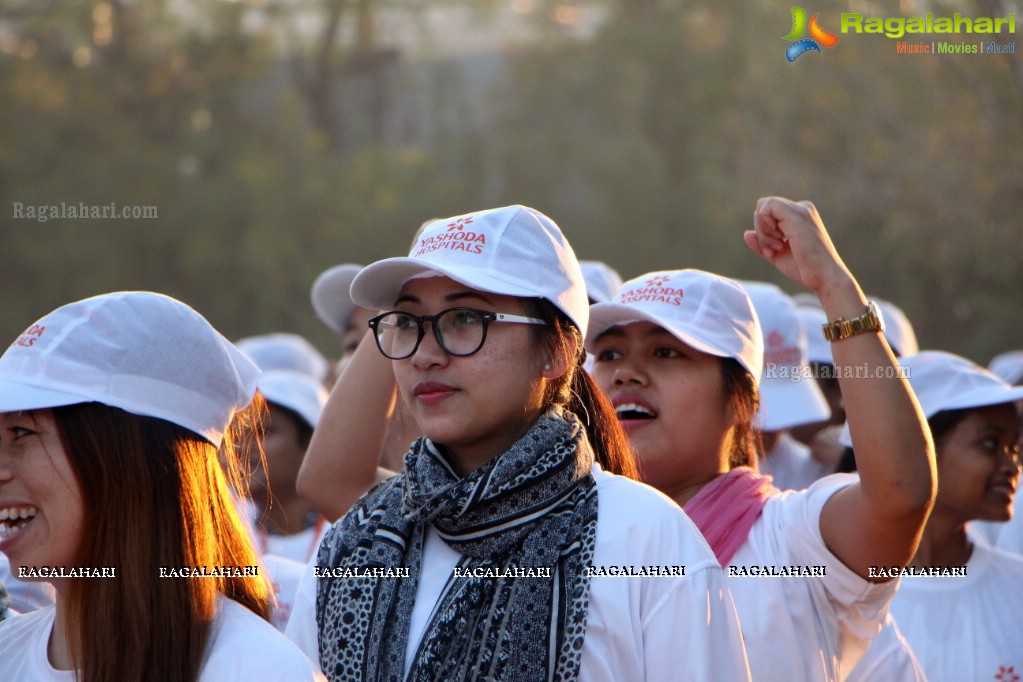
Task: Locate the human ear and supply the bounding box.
[541,335,577,379]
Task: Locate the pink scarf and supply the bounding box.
[683,467,779,566]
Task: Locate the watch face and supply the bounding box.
[869,301,886,333]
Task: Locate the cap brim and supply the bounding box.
[0,378,89,413]
[258,374,325,430]
[351,258,541,311]
[758,374,832,431]
[586,303,739,364]
[839,384,1023,449]
[941,385,1023,413]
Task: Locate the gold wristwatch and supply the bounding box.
[821,301,885,342]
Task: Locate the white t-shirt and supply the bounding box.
[258,521,329,565]
[997,523,1023,557]
[995,491,1023,556]
[968,518,1003,547]
[844,615,927,682]
[884,543,1023,681]
[968,473,1023,553]
[759,432,833,492]
[262,552,308,632]
[286,464,752,681]
[726,473,898,681]
[0,596,325,681]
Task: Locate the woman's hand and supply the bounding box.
[744,197,854,297]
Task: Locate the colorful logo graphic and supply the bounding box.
[784,7,839,61]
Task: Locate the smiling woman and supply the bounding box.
[0,292,324,682]
[850,351,1023,681]
[0,410,84,570]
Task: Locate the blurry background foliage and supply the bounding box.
[1,0,1020,362]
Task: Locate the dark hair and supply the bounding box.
[719,358,763,469]
[927,409,972,446]
[836,408,972,473]
[50,399,272,682]
[836,447,857,473]
[526,298,639,480]
[267,401,315,449]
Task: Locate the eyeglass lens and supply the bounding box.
[374,309,487,359]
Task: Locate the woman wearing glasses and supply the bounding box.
[285,205,751,681]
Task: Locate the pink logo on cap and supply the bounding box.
[995,666,1020,682]
[446,217,474,231]
[413,217,488,258]
[619,276,685,307]
[14,324,45,349]
[764,329,800,366]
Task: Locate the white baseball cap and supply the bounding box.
[351,205,589,334]
[235,333,328,383]
[795,305,833,365]
[875,298,919,357]
[258,370,328,430]
[740,281,831,431]
[0,292,260,446]
[310,263,364,335]
[585,269,764,385]
[839,350,1023,447]
[580,261,624,304]
[989,351,1023,387]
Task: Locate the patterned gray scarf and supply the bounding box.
[315,408,598,682]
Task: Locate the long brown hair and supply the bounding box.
[50,398,271,682]
[526,298,639,480]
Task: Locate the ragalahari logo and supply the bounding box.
[784,7,839,61]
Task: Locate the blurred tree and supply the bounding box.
[481,0,1022,361]
[0,0,467,349]
[1,0,1020,364]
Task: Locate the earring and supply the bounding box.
[543,363,552,373]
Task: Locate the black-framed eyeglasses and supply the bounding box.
[367,307,546,360]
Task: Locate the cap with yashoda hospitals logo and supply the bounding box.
[585,269,764,386]
[350,205,589,335]
[0,292,260,446]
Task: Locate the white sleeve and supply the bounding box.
[781,474,899,643]
[844,616,926,682]
[201,599,327,682]
[994,494,1023,556]
[640,564,751,682]
[283,558,323,673]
